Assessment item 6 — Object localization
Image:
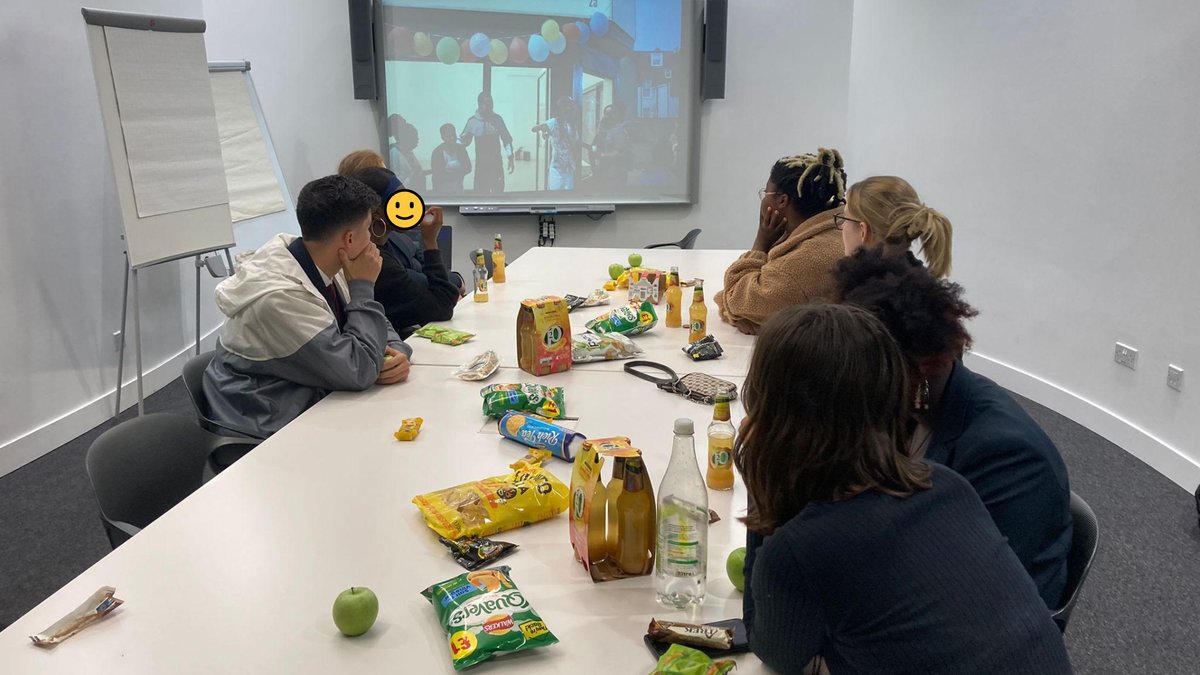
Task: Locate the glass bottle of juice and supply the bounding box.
[472,249,489,303]
[615,455,656,575]
[656,418,708,608]
[587,478,609,565]
[706,392,736,491]
[665,267,682,328]
[688,281,707,343]
[491,234,506,283]
[605,456,628,557]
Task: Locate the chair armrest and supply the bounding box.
[108,519,141,538]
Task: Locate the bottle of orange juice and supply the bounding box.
[472,249,489,303]
[688,280,707,343]
[605,456,628,557]
[615,455,656,575]
[491,234,506,283]
[706,392,735,491]
[665,267,682,328]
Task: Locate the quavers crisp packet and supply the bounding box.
[480,383,566,419]
[421,566,558,671]
[497,411,586,461]
[585,300,658,336]
[412,457,569,539]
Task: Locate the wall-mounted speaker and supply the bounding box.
[348,0,377,100]
[701,0,727,100]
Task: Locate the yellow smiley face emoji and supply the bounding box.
[385,189,426,229]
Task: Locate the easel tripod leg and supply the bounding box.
[113,253,130,421]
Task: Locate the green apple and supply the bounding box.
[608,263,625,280]
[628,253,643,268]
[332,586,379,637]
[726,547,747,592]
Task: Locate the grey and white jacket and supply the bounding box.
[203,234,411,438]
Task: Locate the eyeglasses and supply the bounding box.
[757,189,781,200]
[832,214,863,231]
[370,217,389,238]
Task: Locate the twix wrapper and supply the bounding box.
[30,586,123,647]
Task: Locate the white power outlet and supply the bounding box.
[1114,342,1138,370]
[1168,365,1184,391]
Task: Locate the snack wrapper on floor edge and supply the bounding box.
[412,457,569,539]
[480,383,566,419]
[30,586,123,647]
[421,566,558,671]
[652,644,737,675]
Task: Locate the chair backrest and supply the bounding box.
[181,351,215,420]
[1051,491,1099,631]
[85,414,215,547]
[437,224,453,268]
[677,228,702,250]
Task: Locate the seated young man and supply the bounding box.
[203,175,412,438]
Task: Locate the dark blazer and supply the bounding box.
[926,360,1073,608]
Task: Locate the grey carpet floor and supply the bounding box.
[1,381,1197,673]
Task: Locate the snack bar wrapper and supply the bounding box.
[30,586,123,647]
[498,411,586,461]
[585,300,658,336]
[480,383,566,419]
[571,330,643,363]
[412,456,569,540]
[421,566,558,671]
[647,618,735,651]
[413,325,476,345]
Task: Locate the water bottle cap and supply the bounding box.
[674,418,694,435]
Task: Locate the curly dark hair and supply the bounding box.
[295,175,381,242]
[832,246,978,370]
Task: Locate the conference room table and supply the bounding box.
[0,247,767,674]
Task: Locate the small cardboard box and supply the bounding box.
[517,295,573,376]
[628,268,667,304]
[568,436,655,582]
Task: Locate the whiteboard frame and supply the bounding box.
[83,8,235,269]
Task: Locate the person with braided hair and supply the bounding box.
[836,175,954,277]
[833,246,1072,609]
[715,148,847,334]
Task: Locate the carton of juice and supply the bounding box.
[568,436,655,582]
[628,268,667,304]
[517,296,572,376]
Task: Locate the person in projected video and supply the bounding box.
[431,123,471,194]
[592,102,633,189]
[388,114,426,192]
[532,97,581,190]
[459,92,514,194]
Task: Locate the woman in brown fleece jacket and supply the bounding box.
[716,149,847,335]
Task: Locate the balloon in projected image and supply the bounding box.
[469,32,490,58]
[562,21,580,43]
[509,36,528,63]
[548,34,566,54]
[489,38,508,65]
[388,26,413,55]
[590,12,609,36]
[528,34,549,62]
[459,39,476,62]
[576,20,591,44]
[413,31,433,56]
[436,36,459,64]
[541,19,561,43]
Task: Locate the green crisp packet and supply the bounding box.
[421,566,558,671]
[586,300,658,336]
[480,383,566,419]
[414,325,476,345]
[652,644,737,675]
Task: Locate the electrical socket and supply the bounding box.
[112,330,123,352]
[1114,342,1138,370]
[1168,365,1184,391]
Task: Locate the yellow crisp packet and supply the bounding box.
[394,417,423,441]
[412,459,568,540]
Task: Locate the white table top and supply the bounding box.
[1,346,764,670]
[409,247,755,379]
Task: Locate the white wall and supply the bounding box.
[0,0,221,476]
[847,0,1199,488]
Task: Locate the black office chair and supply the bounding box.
[182,352,262,470]
[85,414,258,548]
[1051,491,1099,632]
[646,228,702,250]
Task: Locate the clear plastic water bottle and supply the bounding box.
[656,418,709,608]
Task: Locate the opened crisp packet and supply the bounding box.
[586,301,657,336]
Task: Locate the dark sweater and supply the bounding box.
[376,246,459,339]
[744,464,1072,674]
[927,360,1072,608]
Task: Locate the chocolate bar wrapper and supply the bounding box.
[647,618,735,651]
[30,586,123,647]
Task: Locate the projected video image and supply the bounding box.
[381,0,693,205]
